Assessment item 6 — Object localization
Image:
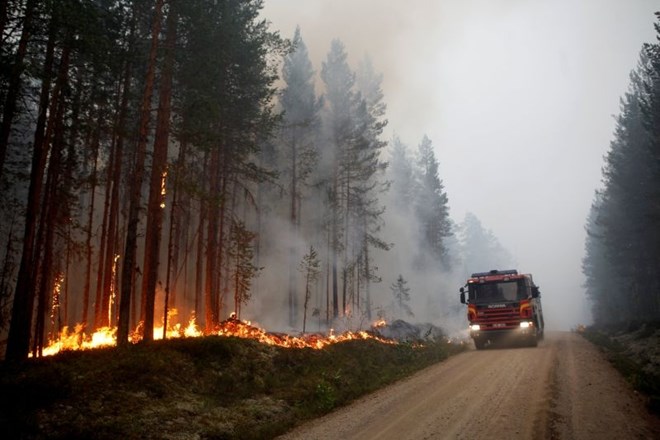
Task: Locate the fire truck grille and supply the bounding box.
[476,307,520,330]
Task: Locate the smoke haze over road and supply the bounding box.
[261,0,659,330]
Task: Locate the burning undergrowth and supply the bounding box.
[2,314,462,438]
[1,327,466,440]
[33,312,400,358]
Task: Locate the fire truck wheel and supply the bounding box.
[474,338,486,350]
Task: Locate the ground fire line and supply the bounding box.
[34,311,397,357]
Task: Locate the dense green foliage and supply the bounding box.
[583,14,660,326]
[0,335,465,439]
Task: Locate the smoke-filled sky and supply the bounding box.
[260,0,658,330]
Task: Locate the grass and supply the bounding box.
[0,335,465,439]
[582,326,660,415]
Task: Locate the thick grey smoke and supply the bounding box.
[261,0,658,330]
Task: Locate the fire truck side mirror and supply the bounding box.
[459,287,466,304]
[532,286,540,298]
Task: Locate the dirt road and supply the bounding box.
[278,332,660,440]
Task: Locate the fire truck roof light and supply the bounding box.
[470,269,518,277]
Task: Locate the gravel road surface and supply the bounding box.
[278,332,660,440]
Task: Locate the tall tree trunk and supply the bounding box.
[64,68,84,328]
[0,0,36,179]
[204,149,220,332]
[143,6,176,341]
[168,138,187,311]
[363,229,372,320]
[83,115,101,330]
[0,0,9,55]
[331,180,339,319]
[0,218,16,330]
[195,157,207,318]
[33,85,66,356]
[97,63,131,330]
[288,142,298,327]
[117,0,164,346]
[5,21,64,361]
[216,170,229,321]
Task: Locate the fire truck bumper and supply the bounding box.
[469,322,537,344]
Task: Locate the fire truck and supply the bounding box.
[459,269,544,349]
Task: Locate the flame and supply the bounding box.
[34,311,396,357]
[213,317,395,349]
[372,319,387,328]
[40,324,117,357]
[160,169,167,209]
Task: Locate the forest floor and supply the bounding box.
[0,329,464,440]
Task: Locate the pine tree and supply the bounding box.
[279,26,321,327]
[298,245,321,333]
[228,220,260,319]
[321,39,355,319]
[353,54,389,320]
[415,135,452,269]
[459,212,514,276]
[388,135,415,212]
[390,274,413,318]
[584,37,660,324]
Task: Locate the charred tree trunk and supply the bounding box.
[117,0,164,346]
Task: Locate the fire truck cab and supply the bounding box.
[459,269,544,349]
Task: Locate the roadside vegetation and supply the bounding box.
[0,335,465,439]
[581,324,660,415]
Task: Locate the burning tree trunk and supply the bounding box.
[144,5,176,341]
[117,0,164,346]
[167,137,189,313]
[96,60,131,331]
[33,82,68,356]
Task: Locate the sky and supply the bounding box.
[260,0,659,330]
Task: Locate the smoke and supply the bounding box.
[261,0,659,331]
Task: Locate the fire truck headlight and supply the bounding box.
[470,324,481,331]
[520,321,531,328]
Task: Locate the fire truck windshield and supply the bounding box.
[468,280,525,304]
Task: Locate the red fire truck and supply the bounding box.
[459,269,544,349]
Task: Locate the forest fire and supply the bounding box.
[34,312,396,357]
